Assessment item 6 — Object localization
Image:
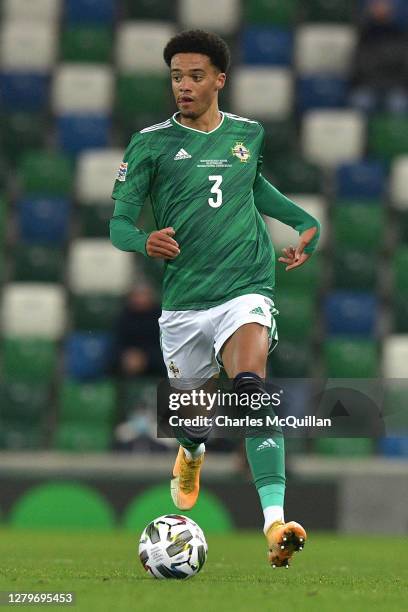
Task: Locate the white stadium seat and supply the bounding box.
[295,25,357,75]
[265,195,326,251]
[76,149,124,204]
[179,0,240,35]
[302,110,365,167]
[116,22,175,74]
[0,21,57,71]
[232,68,293,120]
[3,0,62,22]
[52,64,114,114]
[390,157,408,210]
[68,239,135,295]
[383,335,408,378]
[2,284,66,339]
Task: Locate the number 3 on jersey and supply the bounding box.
[208,175,223,208]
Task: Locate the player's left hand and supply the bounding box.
[278,226,317,271]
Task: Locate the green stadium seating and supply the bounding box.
[301,0,354,22]
[262,121,297,167]
[383,384,408,430]
[314,438,374,456]
[78,204,112,237]
[20,152,73,196]
[122,378,158,417]
[116,76,171,125]
[332,249,378,290]
[0,383,49,423]
[125,0,175,19]
[0,113,46,163]
[275,252,322,293]
[72,295,122,331]
[59,380,116,425]
[269,340,313,377]
[324,338,379,377]
[368,115,408,160]
[270,155,321,194]
[244,0,299,25]
[393,293,408,332]
[275,289,315,341]
[0,422,44,450]
[61,27,113,63]
[2,338,57,384]
[333,204,384,252]
[13,245,65,283]
[54,423,112,452]
[395,211,408,244]
[393,246,408,294]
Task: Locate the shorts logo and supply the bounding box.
[232,142,250,163]
[116,162,128,182]
[250,306,265,317]
[168,360,181,378]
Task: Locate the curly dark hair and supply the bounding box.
[163,29,231,73]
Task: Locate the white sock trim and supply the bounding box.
[183,443,205,461]
[263,505,284,535]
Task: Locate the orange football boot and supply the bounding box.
[170,446,204,510]
[266,520,307,568]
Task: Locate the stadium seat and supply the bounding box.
[275,289,315,341]
[2,283,66,339]
[0,423,44,450]
[0,73,50,112]
[379,437,408,458]
[61,27,113,63]
[0,21,57,72]
[52,64,113,115]
[383,335,408,377]
[265,194,326,251]
[67,239,134,295]
[19,152,73,196]
[17,197,70,244]
[179,0,240,35]
[0,112,47,163]
[72,295,122,330]
[270,155,321,194]
[336,160,386,199]
[56,115,111,155]
[78,204,112,237]
[297,76,347,112]
[54,423,112,451]
[242,27,293,66]
[295,25,357,75]
[65,0,115,24]
[0,382,49,423]
[315,438,373,457]
[332,249,378,290]
[13,246,65,283]
[64,332,114,380]
[393,293,408,333]
[232,68,293,119]
[125,0,175,20]
[116,23,176,74]
[275,252,322,292]
[393,246,408,294]
[269,339,313,377]
[262,120,297,165]
[76,149,123,204]
[59,379,116,424]
[244,0,298,25]
[333,204,384,251]
[368,115,408,160]
[324,338,378,377]
[302,0,354,22]
[302,110,365,167]
[324,291,377,336]
[2,338,57,383]
[116,75,171,120]
[390,156,408,210]
[3,0,62,22]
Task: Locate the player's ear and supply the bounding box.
[216,72,226,91]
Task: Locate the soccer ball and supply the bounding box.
[138,514,208,579]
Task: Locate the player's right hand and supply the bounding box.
[146,227,180,259]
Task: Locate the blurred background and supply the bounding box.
[0,0,407,535]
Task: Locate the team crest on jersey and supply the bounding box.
[231,142,250,163]
[116,161,128,182]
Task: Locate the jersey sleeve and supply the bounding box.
[112,131,154,205]
[253,125,321,254]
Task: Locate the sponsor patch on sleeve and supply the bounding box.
[116,161,128,182]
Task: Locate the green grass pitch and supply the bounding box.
[0,528,406,612]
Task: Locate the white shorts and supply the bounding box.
[159,293,279,389]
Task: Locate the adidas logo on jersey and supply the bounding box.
[256,438,279,451]
[174,148,192,160]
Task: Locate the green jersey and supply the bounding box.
[111,111,320,310]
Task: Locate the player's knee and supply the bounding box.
[233,371,281,434]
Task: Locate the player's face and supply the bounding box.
[170,53,226,119]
